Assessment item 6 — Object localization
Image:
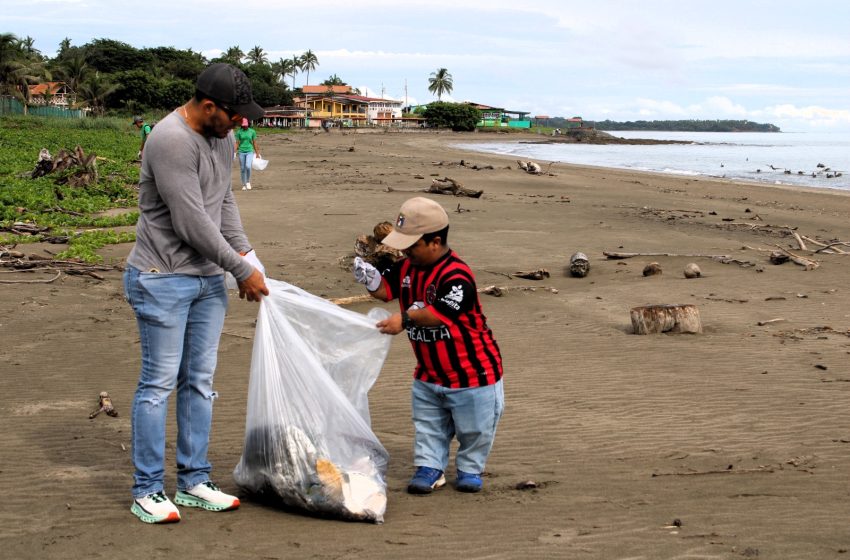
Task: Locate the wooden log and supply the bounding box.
[630,304,702,334]
[604,251,729,259]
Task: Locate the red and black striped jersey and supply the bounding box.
[382,250,502,388]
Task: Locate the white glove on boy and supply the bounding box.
[353,257,382,292]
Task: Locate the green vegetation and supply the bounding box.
[593,119,780,132]
[0,116,140,262]
[0,33,328,115]
[423,102,481,132]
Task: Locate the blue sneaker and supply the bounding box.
[455,470,483,493]
[407,466,446,494]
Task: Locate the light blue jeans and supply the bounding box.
[123,266,228,498]
[411,379,504,474]
[238,152,254,186]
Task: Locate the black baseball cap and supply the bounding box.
[196,63,264,121]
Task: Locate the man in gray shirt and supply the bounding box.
[124,63,268,524]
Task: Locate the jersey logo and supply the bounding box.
[426,284,437,304]
[439,285,464,310]
[402,275,411,288]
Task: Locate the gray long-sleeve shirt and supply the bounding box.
[127,111,254,282]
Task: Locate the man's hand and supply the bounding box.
[376,313,405,335]
[353,257,382,292]
[238,268,268,302]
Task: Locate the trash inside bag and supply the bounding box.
[251,156,269,171]
[233,279,392,523]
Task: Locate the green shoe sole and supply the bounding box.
[130,502,180,524]
[174,491,239,512]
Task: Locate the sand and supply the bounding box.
[3,129,850,559]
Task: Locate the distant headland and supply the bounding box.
[592,119,781,133]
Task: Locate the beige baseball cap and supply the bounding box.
[381,197,449,250]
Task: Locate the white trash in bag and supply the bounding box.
[233,278,392,523]
[251,156,269,171]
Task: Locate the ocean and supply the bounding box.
[455,131,850,192]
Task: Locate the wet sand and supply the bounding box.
[2,129,850,559]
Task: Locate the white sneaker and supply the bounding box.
[131,491,181,524]
[245,182,252,190]
[241,185,247,191]
[174,481,240,512]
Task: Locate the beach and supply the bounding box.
[3,129,850,559]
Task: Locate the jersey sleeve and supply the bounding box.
[381,260,402,301]
[431,277,475,321]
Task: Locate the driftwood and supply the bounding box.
[348,222,405,272]
[30,145,99,187]
[0,252,117,281]
[771,244,819,270]
[604,251,730,259]
[513,269,549,280]
[88,391,118,419]
[428,177,483,198]
[604,250,759,269]
[630,304,702,334]
[569,252,590,277]
[516,160,542,174]
[0,271,62,284]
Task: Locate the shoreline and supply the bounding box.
[448,132,850,195]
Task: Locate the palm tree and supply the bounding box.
[290,55,301,90]
[55,53,89,93]
[58,37,72,56]
[78,72,118,116]
[428,68,453,101]
[246,45,268,65]
[20,36,39,57]
[300,49,318,86]
[275,57,297,89]
[222,45,244,65]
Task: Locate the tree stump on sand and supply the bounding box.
[630,304,702,335]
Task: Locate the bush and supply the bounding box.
[422,102,482,132]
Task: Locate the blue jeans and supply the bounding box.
[411,379,504,474]
[123,266,228,498]
[238,152,254,185]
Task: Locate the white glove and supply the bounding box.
[353,256,382,292]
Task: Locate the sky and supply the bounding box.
[3,0,850,131]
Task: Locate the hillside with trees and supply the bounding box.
[591,119,780,132]
[0,33,320,116]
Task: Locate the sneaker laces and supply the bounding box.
[201,481,220,492]
[147,491,168,503]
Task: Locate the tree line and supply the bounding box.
[0,33,328,115]
[593,119,780,132]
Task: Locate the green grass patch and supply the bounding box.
[55,229,137,263]
[0,115,141,261]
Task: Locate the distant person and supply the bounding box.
[124,62,268,524]
[234,118,260,190]
[352,197,505,495]
[132,115,152,159]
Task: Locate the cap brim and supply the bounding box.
[236,100,264,122]
[381,229,421,250]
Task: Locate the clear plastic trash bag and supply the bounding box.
[233,279,392,523]
[251,156,268,171]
